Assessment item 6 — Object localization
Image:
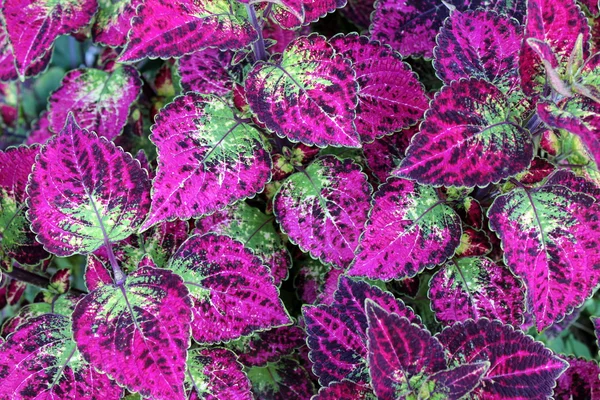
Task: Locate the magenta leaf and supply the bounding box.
[186,347,252,400]
[273,156,371,268]
[120,0,257,62]
[27,116,151,256]
[437,319,569,399]
[349,177,461,280]
[47,66,142,141]
[1,302,52,337]
[362,125,417,182]
[0,314,122,399]
[245,35,360,148]
[339,0,375,28]
[84,254,114,291]
[168,233,291,344]
[72,265,192,400]
[366,300,447,399]
[271,0,344,29]
[141,94,271,231]
[488,183,600,330]
[553,356,600,399]
[178,48,237,96]
[196,202,291,286]
[395,79,533,187]
[434,10,523,95]
[92,0,142,46]
[329,34,428,142]
[314,380,376,400]
[2,0,97,77]
[246,357,316,399]
[26,111,53,145]
[545,169,600,201]
[428,257,526,326]
[230,325,306,367]
[426,362,490,399]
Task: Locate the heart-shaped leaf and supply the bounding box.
[428,257,525,326]
[47,66,142,141]
[169,233,291,344]
[72,265,192,400]
[395,79,533,187]
[245,34,360,148]
[120,0,257,62]
[141,94,271,231]
[246,357,316,399]
[330,34,428,142]
[488,182,600,330]
[178,48,237,96]
[27,115,151,256]
[274,156,371,268]
[348,177,461,280]
[0,314,123,399]
[92,0,142,46]
[437,319,569,399]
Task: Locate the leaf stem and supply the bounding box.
[246,4,267,62]
[4,264,85,295]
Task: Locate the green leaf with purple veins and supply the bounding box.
[72,265,192,400]
[246,357,316,399]
[273,156,372,269]
[92,0,142,47]
[488,184,600,331]
[395,79,534,187]
[348,178,461,280]
[196,202,291,286]
[186,347,252,400]
[428,257,526,326]
[120,0,257,62]
[168,233,291,344]
[47,66,142,141]
[26,116,151,257]
[0,314,123,400]
[245,34,360,148]
[141,94,271,231]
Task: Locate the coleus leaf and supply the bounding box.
[141,93,271,231]
[425,362,490,400]
[92,0,142,47]
[362,125,417,182]
[168,233,291,344]
[230,325,306,367]
[72,265,192,400]
[395,79,534,187]
[339,0,375,29]
[196,201,291,286]
[5,279,26,305]
[245,34,360,148]
[246,357,315,399]
[485,0,527,23]
[47,66,142,141]
[488,181,600,330]
[27,115,151,256]
[434,10,523,95]
[546,169,600,201]
[428,257,525,326]
[85,253,114,291]
[2,0,97,77]
[271,0,343,29]
[178,48,237,96]
[120,0,258,62]
[553,356,600,399]
[314,380,376,400]
[366,300,447,399]
[329,34,428,142]
[26,111,53,145]
[1,302,51,336]
[273,156,371,268]
[186,347,252,400]
[455,226,492,257]
[348,177,461,280]
[0,313,122,399]
[437,319,569,399]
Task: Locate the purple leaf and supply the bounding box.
[186,347,252,400]
[366,300,446,399]
[26,111,53,145]
[434,10,523,95]
[27,116,151,256]
[428,257,525,326]
[314,380,376,400]
[454,197,484,230]
[0,314,122,399]
[362,125,417,182]
[120,0,257,62]
[178,48,237,96]
[141,94,271,231]
[437,319,569,399]
[232,325,306,367]
[339,0,375,28]
[271,0,343,29]
[47,66,142,141]
[0,145,39,202]
[329,34,428,142]
[395,79,534,187]
[485,0,527,23]
[84,254,114,291]
[169,233,291,344]
[246,357,316,399]
[2,0,97,77]
[72,265,192,400]
[545,169,600,201]
[92,0,142,46]
[455,226,492,257]
[273,156,371,268]
[427,362,490,399]
[245,34,360,148]
[519,157,556,184]
[488,183,600,330]
[553,356,600,398]
[294,257,330,304]
[0,302,51,337]
[348,177,461,280]
[196,202,291,286]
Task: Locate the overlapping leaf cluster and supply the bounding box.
[0,0,600,398]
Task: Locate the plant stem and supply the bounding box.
[4,265,85,295]
[246,4,267,62]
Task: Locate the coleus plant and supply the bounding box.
[1,0,600,398]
